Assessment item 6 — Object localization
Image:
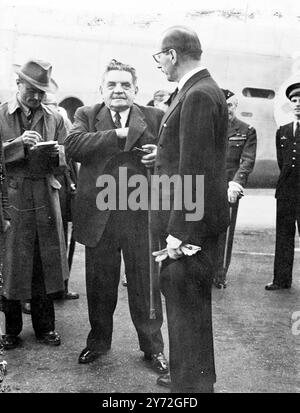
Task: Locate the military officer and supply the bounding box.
[214,89,257,288]
[266,82,300,290]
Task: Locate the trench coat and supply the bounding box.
[0,97,69,300]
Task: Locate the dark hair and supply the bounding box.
[102,59,138,85]
[162,26,202,61]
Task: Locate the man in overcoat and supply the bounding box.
[266,82,300,290]
[152,26,229,392]
[0,59,69,349]
[65,59,168,373]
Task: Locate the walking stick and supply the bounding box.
[0,239,6,336]
[223,199,239,272]
[68,227,76,270]
[147,168,156,320]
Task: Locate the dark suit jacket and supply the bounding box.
[275,122,300,200]
[64,103,164,247]
[153,69,230,245]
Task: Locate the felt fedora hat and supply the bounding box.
[14,59,56,93]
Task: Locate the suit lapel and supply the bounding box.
[94,105,146,151]
[95,105,115,132]
[158,69,211,136]
[124,105,147,151]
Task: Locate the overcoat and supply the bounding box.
[0,98,69,300]
[153,69,229,390]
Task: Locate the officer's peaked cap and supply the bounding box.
[286,82,300,100]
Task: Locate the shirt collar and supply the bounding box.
[8,93,52,116]
[110,108,131,127]
[294,120,300,132]
[177,66,206,91]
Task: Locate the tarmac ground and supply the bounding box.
[0,189,299,394]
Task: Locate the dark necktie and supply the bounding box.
[114,111,122,129]
[295,121,300,142]
[113,111,125,150]
[26,110,33,125]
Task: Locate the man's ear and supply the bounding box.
[169,49,177,65]
[99,85,103,94]
[135,85,139,95]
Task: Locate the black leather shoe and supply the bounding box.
[157,373,171,388]
[63,291,79,300]
[144,352,169,374]
[1,334,21,350]
[78,348,101,364]
[36,331,61,346]
[265,282,291,291]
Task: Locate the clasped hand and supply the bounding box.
[140,144,157,168]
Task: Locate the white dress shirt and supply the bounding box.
[110,108,131,128]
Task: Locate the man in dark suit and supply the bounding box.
[152,26,229,392]
[214,90,257,288]
[266,82,300,290]
[64,60,168,374]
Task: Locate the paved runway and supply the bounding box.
[1,189,299,393]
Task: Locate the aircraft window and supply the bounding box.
[242,88,275,99]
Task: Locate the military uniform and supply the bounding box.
[214,116,257,286]
[270,121,300,288]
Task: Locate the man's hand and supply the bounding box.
[141,144,157,168]
[167,246,184,260]
[3,220,10,233]
[152,246,184,262]
[115,127,129,139]
[45,143,60,158]
[21,130,42,148]
[228,181,244,204]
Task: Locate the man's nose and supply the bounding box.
[33,92,40,99]
[114,84,124,93]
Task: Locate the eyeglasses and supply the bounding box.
[152,49,171,63]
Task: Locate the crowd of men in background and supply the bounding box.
[0,24,299,393]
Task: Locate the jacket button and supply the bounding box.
[292,157,296,160]
[292,165,295,167]
[163,124,167,128]
[293,149,296,152]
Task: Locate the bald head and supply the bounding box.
[161,26,202,62]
